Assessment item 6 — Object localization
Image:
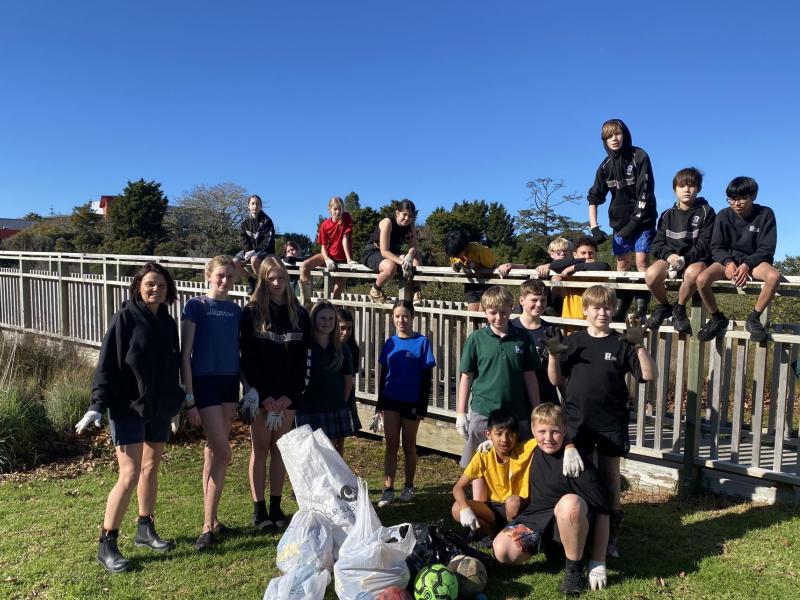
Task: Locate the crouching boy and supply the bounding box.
[493,403,610,596]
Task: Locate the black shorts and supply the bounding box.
[507,508,598,554]
[362,247,384,272]
[109,415,171,446]
[464,283,491,304]
[193,374,240,410]
[376,395,427,420]
[485,501,509,529]
[573,426,630,458]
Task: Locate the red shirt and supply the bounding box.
[317,212,353,261]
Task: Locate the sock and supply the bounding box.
[403,482,413,489]
[253,499,267,516]
[712,311,723,319]
[102,529,119,538]
[384,486,395,492]
[748,309,762,321]
[268,495,282,513]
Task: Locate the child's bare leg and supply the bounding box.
[645,259,670,303]
[332,277,347,298]
[401,418,420,486]
[615,254,632,272]
[504,494,527,521]
[677,262,707,305]
[450,499,499,534]
[751,263,782,313]
[696,262,727,313]
[554,494,589,561]
[250,255,262,277]
[299,254,325,283]
[382,411,402,489]
[375,259,398,288]
[634,251,649,273]
[597,455,621,511]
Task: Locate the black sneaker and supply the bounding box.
[559,565,587,596]
[697,314,729,342]
[194,531,214,552]
[269,507,289,529]
[745,317,769,343]
[252,510,275,531]
[672,304,692,335]
[646,302,672,330]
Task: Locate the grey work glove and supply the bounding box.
[667,256,686,279]
[401,254,415,280]
[325,258,337,271]
[170,414,181,435]
[239,387,260,424]
[368,412,384,434]
[455,413,469,439]
[544,329,568,355]
[75,410,102,434]
[621,316,647,348]
[266,410,283,431]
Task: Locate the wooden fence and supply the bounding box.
[1,250,799,496]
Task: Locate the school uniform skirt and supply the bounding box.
[296,407,356,439]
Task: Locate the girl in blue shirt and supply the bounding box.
[376,300,436,507]
[180,255,242,551]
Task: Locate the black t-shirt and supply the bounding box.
[515,447,610,532]
[510,318,561,405]
[299,342,354,413]
[560,330,642,434]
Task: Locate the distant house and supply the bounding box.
[89,195,117,217]
[0,218,37,241]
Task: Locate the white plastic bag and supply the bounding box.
[276,510,335,574]
[277,425,359,551]
[264,565,330,600]
[334,479,416,600]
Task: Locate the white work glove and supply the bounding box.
[455,413,469,439]
[562,447,585,478]
[347,260,359,265]
[75,410,102,434]
[368,412,384,434]
[401,254,414,279]
[667,256,685,279]
[170,414,181,434]
[476,439,493,453]
[325,258,337,271]
[266,410,283,431]
[588,560,607,590]
[239,387,260,424]
[459,507,480,531]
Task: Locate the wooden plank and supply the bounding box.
[730,339,747,462]
[773,342,790,472]
[708,336,723,459]
[654,332,671,451]
[672,335,686,451]
[719,336,734,428]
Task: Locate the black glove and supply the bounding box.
[621,316,646,348]
[591,226,609,245]
[616,221,638,242]
[544,328,568,355]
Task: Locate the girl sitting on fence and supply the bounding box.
[239,256,310,531]
[295,300,355,456]
[179,255,242,551]
[75,262,184,573]
[376,299,436,507]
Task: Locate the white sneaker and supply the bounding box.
[377,488,395,507]
[398,485,416,502]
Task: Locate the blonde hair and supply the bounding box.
[532,403,566,428]
[581,284,616,310]
[600,119,624,141]
[251,256,302,334]
[480,285,514,310]
[205,254,235,275]
[547,237,572,254]
[328,196,344,211]
[310,300,343,370]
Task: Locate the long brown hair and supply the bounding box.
[250,256,302,335]
[310,300,343,369]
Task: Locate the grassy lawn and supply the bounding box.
[0,431,798,600]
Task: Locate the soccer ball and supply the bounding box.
[447,555,488,598]
[413,564,459,600]
[376,586,413,600]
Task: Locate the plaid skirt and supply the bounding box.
[296,406,357,439]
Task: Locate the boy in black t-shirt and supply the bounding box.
[493,403,610,595]
[547,285,656,558]
[695,176,780,343]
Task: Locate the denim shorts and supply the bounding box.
[109,415,171,446]
[612,228,655,256]
[193,374,240,409]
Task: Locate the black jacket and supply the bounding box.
[89,299,184,420]
[587,120,657,234]
[240,301,310,408]
[711,205,777,269]
[549,257,611,273]
[239,211,275,255]
[650,198,716,264]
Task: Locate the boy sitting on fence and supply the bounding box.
[694,176,780,343]
[444,229,497,312]
[543,236,610,323]
[547,284,656,558]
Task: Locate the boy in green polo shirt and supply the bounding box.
[456,285,541,499]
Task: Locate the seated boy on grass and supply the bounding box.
[493,403,610,596]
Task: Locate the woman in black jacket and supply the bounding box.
[75,262,185,573]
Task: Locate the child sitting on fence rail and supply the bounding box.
[695,176,780,343]
[234,194,275,293]
[444,228,497,312]
[547,284,656,558]
[645,167,716,333]
[543,236,610,323]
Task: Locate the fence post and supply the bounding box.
[18,257,32,330]
[103,259,115,329]
[681,294,705,494]
[58,255,70,337]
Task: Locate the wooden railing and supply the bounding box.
[1,250,799,492]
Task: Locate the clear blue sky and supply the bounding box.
[1,1,798,259]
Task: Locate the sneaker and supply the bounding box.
[745,317,769,343]
[377,488,395,507]
[269,507,289,529]
[412,291,423,307]
[672,304,692,335]
[697,313,729,342]
[559,565,587,596]
[646,302,672,330]
[369,285,388,304]
[194,531,214,552]
[212,522,232,537]
[252,511,275,531]
[398,485,416,502]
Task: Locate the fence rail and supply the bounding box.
[1,250,799,492]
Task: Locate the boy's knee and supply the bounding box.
[492,533,521,564]
[645,263,665,286]
[450,502,461,522]
[555,494,586,522]
[763,267,781,285]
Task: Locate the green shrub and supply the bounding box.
[0,386,50,472]
[43,366,94,433]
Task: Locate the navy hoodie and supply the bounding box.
[650,198,716,264]
[587,120,657,234]
[711,204,777,268]
[239,210,275,255]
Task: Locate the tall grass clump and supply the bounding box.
[42,365,94,432]
[0,386,50,470]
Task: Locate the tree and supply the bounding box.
[70,203,105,252]
[776,256,800,276]
[23,212,44,221]
[107,179,168,254]
[517,178,588,241]
[343,191,361,213]
[349,205,382,260]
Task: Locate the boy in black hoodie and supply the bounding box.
[234,194,276,289]
[695,177,780,343]
[645,167,716,333]
[587,119,657,319]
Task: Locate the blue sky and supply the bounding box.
[1,1,798,259]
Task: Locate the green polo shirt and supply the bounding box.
[460,325,540,420]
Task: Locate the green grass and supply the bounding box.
[0,433,798,600]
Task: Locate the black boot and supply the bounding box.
[633,291,651,320]
[613,292,633,322]
[134,515,175,552]
[97,530,132,573]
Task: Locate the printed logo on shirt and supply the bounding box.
[691,215,700,227]
[604,352,615,361]
[514,345,523,354]
[749,225,760,233]
[626,164,634,176]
